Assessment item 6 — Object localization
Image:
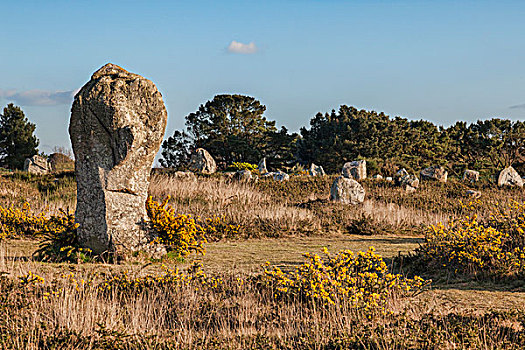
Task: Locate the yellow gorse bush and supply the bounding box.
[0,203,48,239]
[418,201,525,276]
[264,247,426,310]
[146,196,206,257]
[229,162,258,172]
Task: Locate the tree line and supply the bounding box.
[1,96,523,180]
[161,95,525,178]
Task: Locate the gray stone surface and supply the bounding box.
[188,148,216,174]
[330,176,365,205]
[23,155,50,174]
[498,166,524,187]
[342,160,367,180]
[400,174,419,192]
[372,174,383,180]
[69,63,167,255]
[466,190,482,199]
[234,169,253,182]
[309,163,325,176]
[420,165,448,182]
[463,169,479,183]
[258,158,268,174]
[263,171,289,181]
[394,168,408,185]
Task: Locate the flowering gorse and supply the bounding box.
[0,203,48,239]
[417,201,525,277]
[146,196,207,257]
[264,247,427,310]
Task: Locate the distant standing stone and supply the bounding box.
[420,165,448,183]
[372,174,383,180]
[400,174,419,192]
[330,176,365,204]
[463,169,479,183]
[234,169,252,182]
[258,158,268,174]
[69,63,167,255]
[24,155,50,174]
[264,171,290,181]
[498,166,524,187]
[394,168,408,185]
[309,163,326,176]
[466,190,482,199]
[342,160,367,180]
[188,148,216,174]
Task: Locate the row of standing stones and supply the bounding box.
[60,63,524,257]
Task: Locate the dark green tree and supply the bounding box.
[161,94,296,169]
[0,104,39,169]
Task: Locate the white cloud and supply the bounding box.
[0,89,75,106]
[227,40,258,54]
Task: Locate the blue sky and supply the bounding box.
[2,0,525,157]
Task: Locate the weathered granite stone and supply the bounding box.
[342,160,367,180]
[393,168,408,185]
[463,169,479,183]
[330,176,365,205]
[69,63,167,255]
[188,148,216,174]
[385,177,393,182]
[400,174,419,192]
[498,167,524,187]
[420,165,448,182]
[263,171,289,181]
[234,169,252,182]
[309,163,326,176]
[372,174,383,180]
[466,190,482,199]
[258,158,268,174]
[24,155,50,174]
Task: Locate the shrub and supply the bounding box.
[226,162,257,172]
[0,203,47,239]
[264,247,427,310]
[415,201,525,277]
[32,209,92,263]
[146,196,206,258]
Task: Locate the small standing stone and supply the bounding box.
[258,158,268,174]
[309,163,326,176]
[463,169,479,183]
[24,155,50,174]
[498,167,524,187]
[420,165,448,183]
[330,176,365,205]
[342,160,367,180]
[188,148,216,174]
[234,169,252,182]
[400,174,419,192]
[466,190,482,199]
[394,168,408,185]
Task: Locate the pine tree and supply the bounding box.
[0,103,39,169]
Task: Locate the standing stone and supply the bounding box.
[463,169,479,183]
[23,155,50,174]
[498,167,524,187]
[234,169,252,182]
[309,163,326,176]
[188,148,216,174]
[466,190,482,199]
[400,174,419,192]
[372,174,383,180]
[330,176,365,205]
[258,158,268,174]
[263,171,290,181]
[342,160,367,180]
[393,168,408,185]
[69,63,167,255]
[420,165,448,182]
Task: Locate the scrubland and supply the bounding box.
[1,171,525,349]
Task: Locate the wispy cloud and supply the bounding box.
[509,103,525,110]
[227,40,258,54]
[0,89,75,106]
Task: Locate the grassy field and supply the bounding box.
[1,171,525,349]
